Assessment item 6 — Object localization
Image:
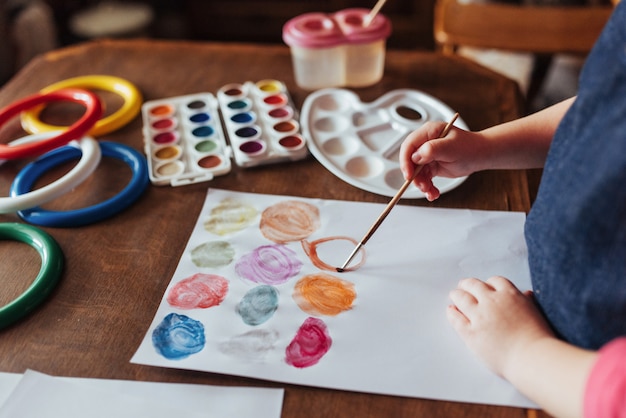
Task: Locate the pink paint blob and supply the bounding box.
[167,273,229,309]
[285,317,332,368]
[235,244,302,285]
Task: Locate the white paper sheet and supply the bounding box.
[0,373,21,408]
[132,189,536,408]
[0,370,283,418]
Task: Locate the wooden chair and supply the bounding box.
[433,0,614,108]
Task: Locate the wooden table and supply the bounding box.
[0,39,546,418]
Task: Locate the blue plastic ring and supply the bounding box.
[11,141,149,227]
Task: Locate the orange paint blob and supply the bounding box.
[150,104,174,117]
[293,273,356,316]
[260,200,320,243]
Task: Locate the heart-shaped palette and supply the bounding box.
[301,88,468,198]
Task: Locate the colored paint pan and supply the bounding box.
[239,140,266,156]
[267,106,294,122]
[152,131,179,145]
[278,134,305,151]
[273,120,299,136]
[150,117,178,132]
[197,155,224,169]
[153,145,182,162]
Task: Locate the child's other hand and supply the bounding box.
[447,276,555,377]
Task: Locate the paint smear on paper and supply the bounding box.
[285,317,332,368]
[190,241,235,268]
[259,200,320,243]
[218,329,279,362]
[167,273,229,309]
[235,244,302,285]
[204,197,258,235]
[152,313,205,360]
[293,273,356,316]
[236,285,280,326]
[301,236,366,272]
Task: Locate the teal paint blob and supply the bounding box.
[192,126,214,137]
[236,285,280,326]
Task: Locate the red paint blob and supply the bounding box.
[285,317,332,368]
[279,135,303,149]
[167,273,229,309]
[153,132,177,144]
[268,107,290,118]
[264,94,287,106]
[152,118,174,130]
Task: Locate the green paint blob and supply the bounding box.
[191,241,236,268]
[195,140,218,153]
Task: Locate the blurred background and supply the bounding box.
[0,0,604,111]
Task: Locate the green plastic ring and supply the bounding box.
[0,223,63,329]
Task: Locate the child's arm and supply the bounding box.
[399,97,575,200]
[447,276,598,418]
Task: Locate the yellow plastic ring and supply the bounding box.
[20,75,142,137]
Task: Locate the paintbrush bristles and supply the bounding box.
[337,113,459,272]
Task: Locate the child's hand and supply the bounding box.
[399,122,484,201]
[446,276,555,378]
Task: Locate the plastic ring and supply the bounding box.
[0,222,63,329]
[0,88,102,160]
[0,133,101,214]
[21,75,142,137]
[11,141,149,227]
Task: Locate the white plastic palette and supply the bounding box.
[301,88,469,198]
[216,79,308,168]
[142,93,231,187]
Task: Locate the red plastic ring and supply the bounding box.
[0,88,102,160]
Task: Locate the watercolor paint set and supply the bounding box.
[300,88,468,198]
[217,79,307,168]
[142,80,307,186]
[142,93,231,186]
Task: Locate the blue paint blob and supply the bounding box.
[236,285,279,326]
[152,313,205,360]
[192,126,214,137]
[189,112,210,123]
[230,112,254,124]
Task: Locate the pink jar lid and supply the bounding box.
[334,8,392,44]
[283,8,391,48]
[282,13,345,48]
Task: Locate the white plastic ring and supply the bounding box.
[0,132,101,214]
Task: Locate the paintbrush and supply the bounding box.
[363,0,388,27]
[336,112,459,272]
